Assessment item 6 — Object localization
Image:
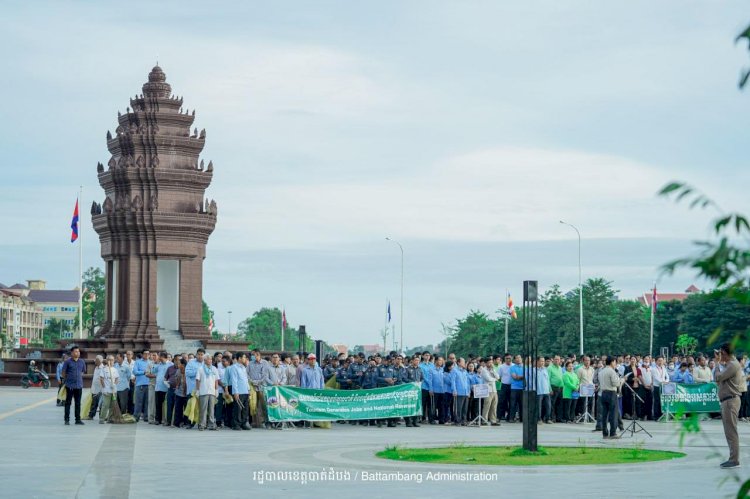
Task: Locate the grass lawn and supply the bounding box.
[376,445,685,466]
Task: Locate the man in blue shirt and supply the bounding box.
[61,346,87,425]
[509,355,525,422]
[229,352,251,431]
[671,363,694,384]
[132,351,150,422]
[419,352,433,423]
[451,359,470,425]
[300,353,324,389]
[536,356,552,424]
[115,353,132,415]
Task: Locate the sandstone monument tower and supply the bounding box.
[90,65,217,351]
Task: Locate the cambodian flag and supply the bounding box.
[387,301,391,323]
[70,199,79,243]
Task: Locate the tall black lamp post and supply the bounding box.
[522,280,539,452]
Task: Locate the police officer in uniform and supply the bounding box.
[347,354,368,425]
[401,355,423,427]
[323,358,339,382]
[377,356,399,428]
[362,358,379,426]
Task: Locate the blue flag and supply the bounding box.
[387,301,391,323]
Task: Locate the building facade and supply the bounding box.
[0,289,44,347]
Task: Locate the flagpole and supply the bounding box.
[649,282,656,357]
[281,306,284,351]
[384,299,388,354]
[505,289,509,353]
[78,185,83,340]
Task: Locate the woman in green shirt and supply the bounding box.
[562,361,580,423]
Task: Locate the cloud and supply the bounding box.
[211,146,717,250]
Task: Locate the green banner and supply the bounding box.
[661,382,720,414]
[264,382,422,422]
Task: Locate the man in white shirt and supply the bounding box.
[87,355,104,420]
[99,355,119,424]
[269,353,288,386]
[694,356,713,383]
[637,355,654,420]
[650,356,670,420]
[195,355,219,431]
[577,356,595,418]
[479,359,501,425]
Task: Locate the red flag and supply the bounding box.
[652,286,658,312]
[507,294,517,319]
[282,309,288,330]
[70,199,79,243]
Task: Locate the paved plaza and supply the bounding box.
[0,387,747,498]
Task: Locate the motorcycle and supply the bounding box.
[21,369,50,389]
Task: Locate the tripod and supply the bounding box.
[468,395,489,426]
[620,382,652,438]
[575,392,595,424]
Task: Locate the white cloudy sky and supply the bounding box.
[1,2,748,349]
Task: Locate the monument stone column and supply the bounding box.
[91,65,217,351]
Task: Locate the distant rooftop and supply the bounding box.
[637,285,700,307]
[28,289,79,303]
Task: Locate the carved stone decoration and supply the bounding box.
[114,194,122,211]
[204,199,209,213]
[106,131,112,140]
[97,162,104,174]
[150,156,160,168]
[108,157,116,169]
[199,159,204,171]
[199,129,206,139]
[132,194,143,211]
[122,194,131,211]
[193,127,198,138]
[206,161,213,172]
[195,202,202,213]
[209,200,217,215]
[117,157,126,168]
[90,201,98,215]
[136,155,145,168]
[102,197,113,213]
[148,194,159,211]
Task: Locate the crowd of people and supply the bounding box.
[56,343,748,467]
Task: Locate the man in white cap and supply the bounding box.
[300,354,324,389]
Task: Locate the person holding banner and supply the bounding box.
[714,343,744,469]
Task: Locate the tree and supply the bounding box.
[43,318,66,348]
[675,333,698,356]
[537,285,577,355]
[77,267,105,337]
[653,300,684,352]
[202,300,215,331]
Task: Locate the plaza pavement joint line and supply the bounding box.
[0,396,56,421]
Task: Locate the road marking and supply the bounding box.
[0,396,56,421]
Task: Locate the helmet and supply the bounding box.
[30,360,36,366]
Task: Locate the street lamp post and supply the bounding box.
[559,221,583,356]
[385,237,404,353]
[228,310,232,336]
